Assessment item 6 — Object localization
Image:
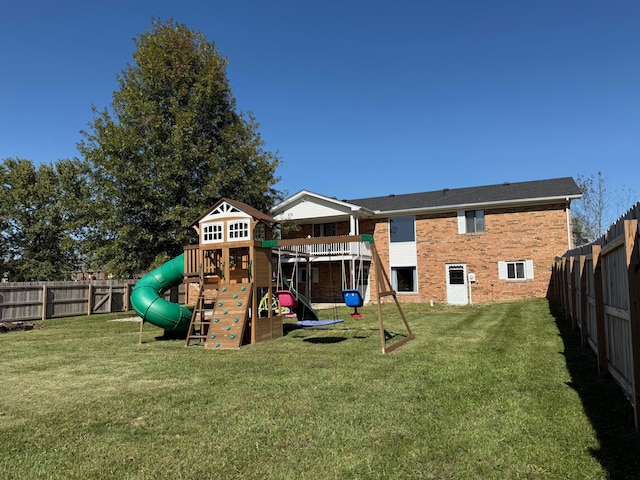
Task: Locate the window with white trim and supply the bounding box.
[392,267,417,292]
[202,222,223,243]
[498,260,534,280]
[457,210,485,234]
[228,220,250,241]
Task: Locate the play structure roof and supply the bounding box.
[191,197,277,226]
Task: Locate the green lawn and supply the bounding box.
[1,299,638,479]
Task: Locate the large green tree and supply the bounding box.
[78,19,282,277]
[0,158,89,281]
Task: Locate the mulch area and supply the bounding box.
[0,321,34,333]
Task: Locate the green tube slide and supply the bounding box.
[130,254,192,334]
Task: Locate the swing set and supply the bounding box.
[263,234,415,354]
[274,249,300,318]
[341,244,365,318]
[274,248,344,327]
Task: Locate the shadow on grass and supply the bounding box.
[284,323,384,345]
[303,337,347,344]
[548,300,640,479]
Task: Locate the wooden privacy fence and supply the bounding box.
[552,201,640,431]
[0,280,138,322]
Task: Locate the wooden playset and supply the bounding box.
[182,198,282,349]
[133,197,414,354]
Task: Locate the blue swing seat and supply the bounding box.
[342,289,363,308]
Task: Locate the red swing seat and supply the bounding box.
[276,290,299,317]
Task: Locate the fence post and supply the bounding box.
[124,282,131,311]
[624,219,640,431]
[41,285,47,321]
[87,283,93,316]
[579,255,588,347]
[569,256,578,330]
[561,257,569,320]
[592,245,607,377]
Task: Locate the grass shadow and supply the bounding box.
[303,337,347,344]
[548,300,640,479]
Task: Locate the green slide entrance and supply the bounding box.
[130,254,192,334]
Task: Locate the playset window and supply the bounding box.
[202,222,223,243]
[228,220,250,241]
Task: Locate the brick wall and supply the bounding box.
[370,202,570,304]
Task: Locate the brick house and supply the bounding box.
[271,177,582,305]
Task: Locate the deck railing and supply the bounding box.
[276,241,371,260]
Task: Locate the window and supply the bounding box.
[498,260,534,280]
[458,210,484,234]
[448,266,465,285]
[508,262,525,279]
[390,216,415,242]
[202,222,223,243]
[254,223,266,241]
[466,210,484,233]
[313,222,336,237]
[392,267,416,292]
[228,220,250,241]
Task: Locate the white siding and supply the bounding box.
[276,198,351,221]
[389,241,417,267]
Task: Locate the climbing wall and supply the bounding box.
[204,284,251,350]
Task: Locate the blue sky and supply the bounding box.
[1,1,638,206]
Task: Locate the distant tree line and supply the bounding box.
[0,19,282,282]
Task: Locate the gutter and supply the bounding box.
[368,194,583,216]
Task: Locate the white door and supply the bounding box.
[446,264,468,305]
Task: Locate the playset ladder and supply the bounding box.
[204,283,252,350]
[185,284,219,346]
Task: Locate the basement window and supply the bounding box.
[498,260,534,280]
[392,267,416,293]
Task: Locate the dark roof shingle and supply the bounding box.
[347,177,582,212]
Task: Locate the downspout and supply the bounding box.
[565,197,572,250]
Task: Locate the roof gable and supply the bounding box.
[272,190,366,221]
[192,198,276,226]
